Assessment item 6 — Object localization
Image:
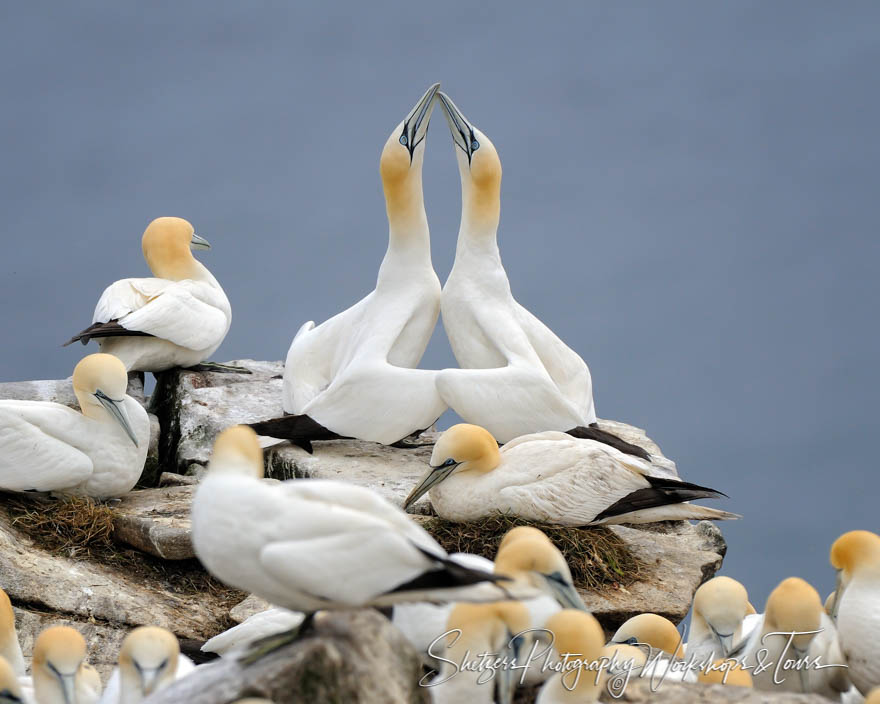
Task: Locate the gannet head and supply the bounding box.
[866,688,880,704]
[544,610,605,698]
[208,425,264,478]
[691,576,751,655]
[829,530,880,617]
[0,656,24,704]
[696,658,753,687]
[601,643,647,678]
[443,601,530,704]
[72,353,139,446]
[494,532,587,611]
[610,614,684,659]
[141,216,210,280]
[763,577,822,654]
[436,91,501,223]
[403,424,499,509]
[497,526,552,553]
[32,626,88,704]
[0,589,15,647]
[118,626,180,696]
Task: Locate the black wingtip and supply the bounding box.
[593,475,730,523]
[567,426,652,461]
[248,414,346,453]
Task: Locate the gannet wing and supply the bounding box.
[0,403,93,491]
[201,607,304,656]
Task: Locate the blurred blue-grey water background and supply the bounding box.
[1,2,878,607]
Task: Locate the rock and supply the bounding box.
[598,679,830,703]
[143,610,430,704]
[230,594,275,624]
[111,485,196,559]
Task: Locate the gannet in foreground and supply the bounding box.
[0,657,26,704]
[201,607,304,658]
[830,530,880,696]
[404,424,737,525]
[0,590,25,678]
[536,610,606,704]
[99,627,194,704]
[608,614,695,683]
[64,217,232,373]
[432,91,645,460]
[0,354,149,497]
[685,576,752,666]
[427,602,531,704]
[250,83,446,451]
[696,659,753,687]
[29,627,96,704]
[734,577,850,698]
[866,688,880,704]
[192,426,532,623]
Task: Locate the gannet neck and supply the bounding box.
[141,217,204,281]
[544,610,604,697]
[0,590,24,678]
[71,353,130,421]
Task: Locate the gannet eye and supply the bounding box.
[158,658,168,670]
[442,458,457,467]
[399,134,408,146]
[471,139,480,151]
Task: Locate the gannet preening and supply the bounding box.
[404,424,737,525]
[685,576,752,666]
[192,427,533,635]
[99,626,194,704]
[536,610,606,704]
[0,354,149,498]
[250,83,446,451]
[64,217,233,373]
[733,577,850,698]
[432,91,646,460]
[201,607,305,658]
[0,590,25,678]
[830,530,880,696]
[30,627,93,704]
[427,601,531,704]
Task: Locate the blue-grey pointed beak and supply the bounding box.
[190,233,211,250]
[403,461,460,510]
[436,90,479,163]
[95,389,138,447]
[400,82,440,160]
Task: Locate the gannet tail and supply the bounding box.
[566,425,651,461]
[63,320,154,346]
[248,413,349,454]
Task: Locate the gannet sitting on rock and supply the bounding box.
[404,424,737,525]
[64,217,233,373]
[685,576,753,666]
[0,590,25,678]
[0,354,149,497]
[99,626,194,704]
[201,607,305,658]
[733,577,850,698]
[250,83,446,451]
[432,91,645,459]
[192,426,533,645]
[536,610,606,704]
[830,530,880,696]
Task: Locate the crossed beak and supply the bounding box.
[94,389,139,447]
[436,90,479,164]
[399,82,440,160]
[403,461,460,510]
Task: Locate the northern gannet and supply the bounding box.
[432,91,646,459]
[0,354,149,497]
[866,688,880,704]
[0,657,26,704]
[608,614,695,684]
[830,530,880,696]
[685,576,752,665]
[733,577,850,697]
[250,83,446,450]
[191,427,532,630]
[29,627,97,704]
[427,601,531,704]
[536,610,605,704]
[99,626,194,704]
[696,659,753,687]
[0,590,25,678]
[64,217,232,373]
[404,424,737,525]
[201,607,304,658]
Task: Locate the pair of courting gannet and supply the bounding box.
[65,217,233,374]
[404,424,737,525]
[0,353,148,498]
[250,83,446,450]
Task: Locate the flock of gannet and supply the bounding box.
[0,82,877,703]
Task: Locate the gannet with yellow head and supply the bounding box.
[608,614,696,683]
[31,627,92,704]
[432,91,647,461]
[696,659,753,687]
[733,577,850,697]
[537,610,606,704]
[64,217,231,372]
[428,601,531,704]
[0,656,25,704]
[404,424,737,525]
[250,83,445,451]
[99,626,194,704]
[686,576,753,665]
[191,426,534,651]
[0,353,149,497]
[830,530,880,695]
[0,590,25,678]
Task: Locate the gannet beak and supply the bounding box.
[496,631,523,704]
[540,572,589,611]
[58,673,77,704]
[437,90,479,164]
[139,666,162,694]
[716,631,734,655]
[403,461,460,510]
[829,570,843,620]
[94,389,139,447]
[190,233,211,250]
[399,82,440,161]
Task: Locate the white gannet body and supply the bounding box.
[685,576,753,666]
[536,610,606,704]
[404,425,737,526]
[0,354,149,498]
[201,607,305,658]
[191,427,532,614]
[427,601,532,704]
[99,626,194,704]
[831,530,880,696]
[0,590,25,678]
[65,217,231,372]
[433,91,596,444]
[735,577,850,698]
[273,84,445,446]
